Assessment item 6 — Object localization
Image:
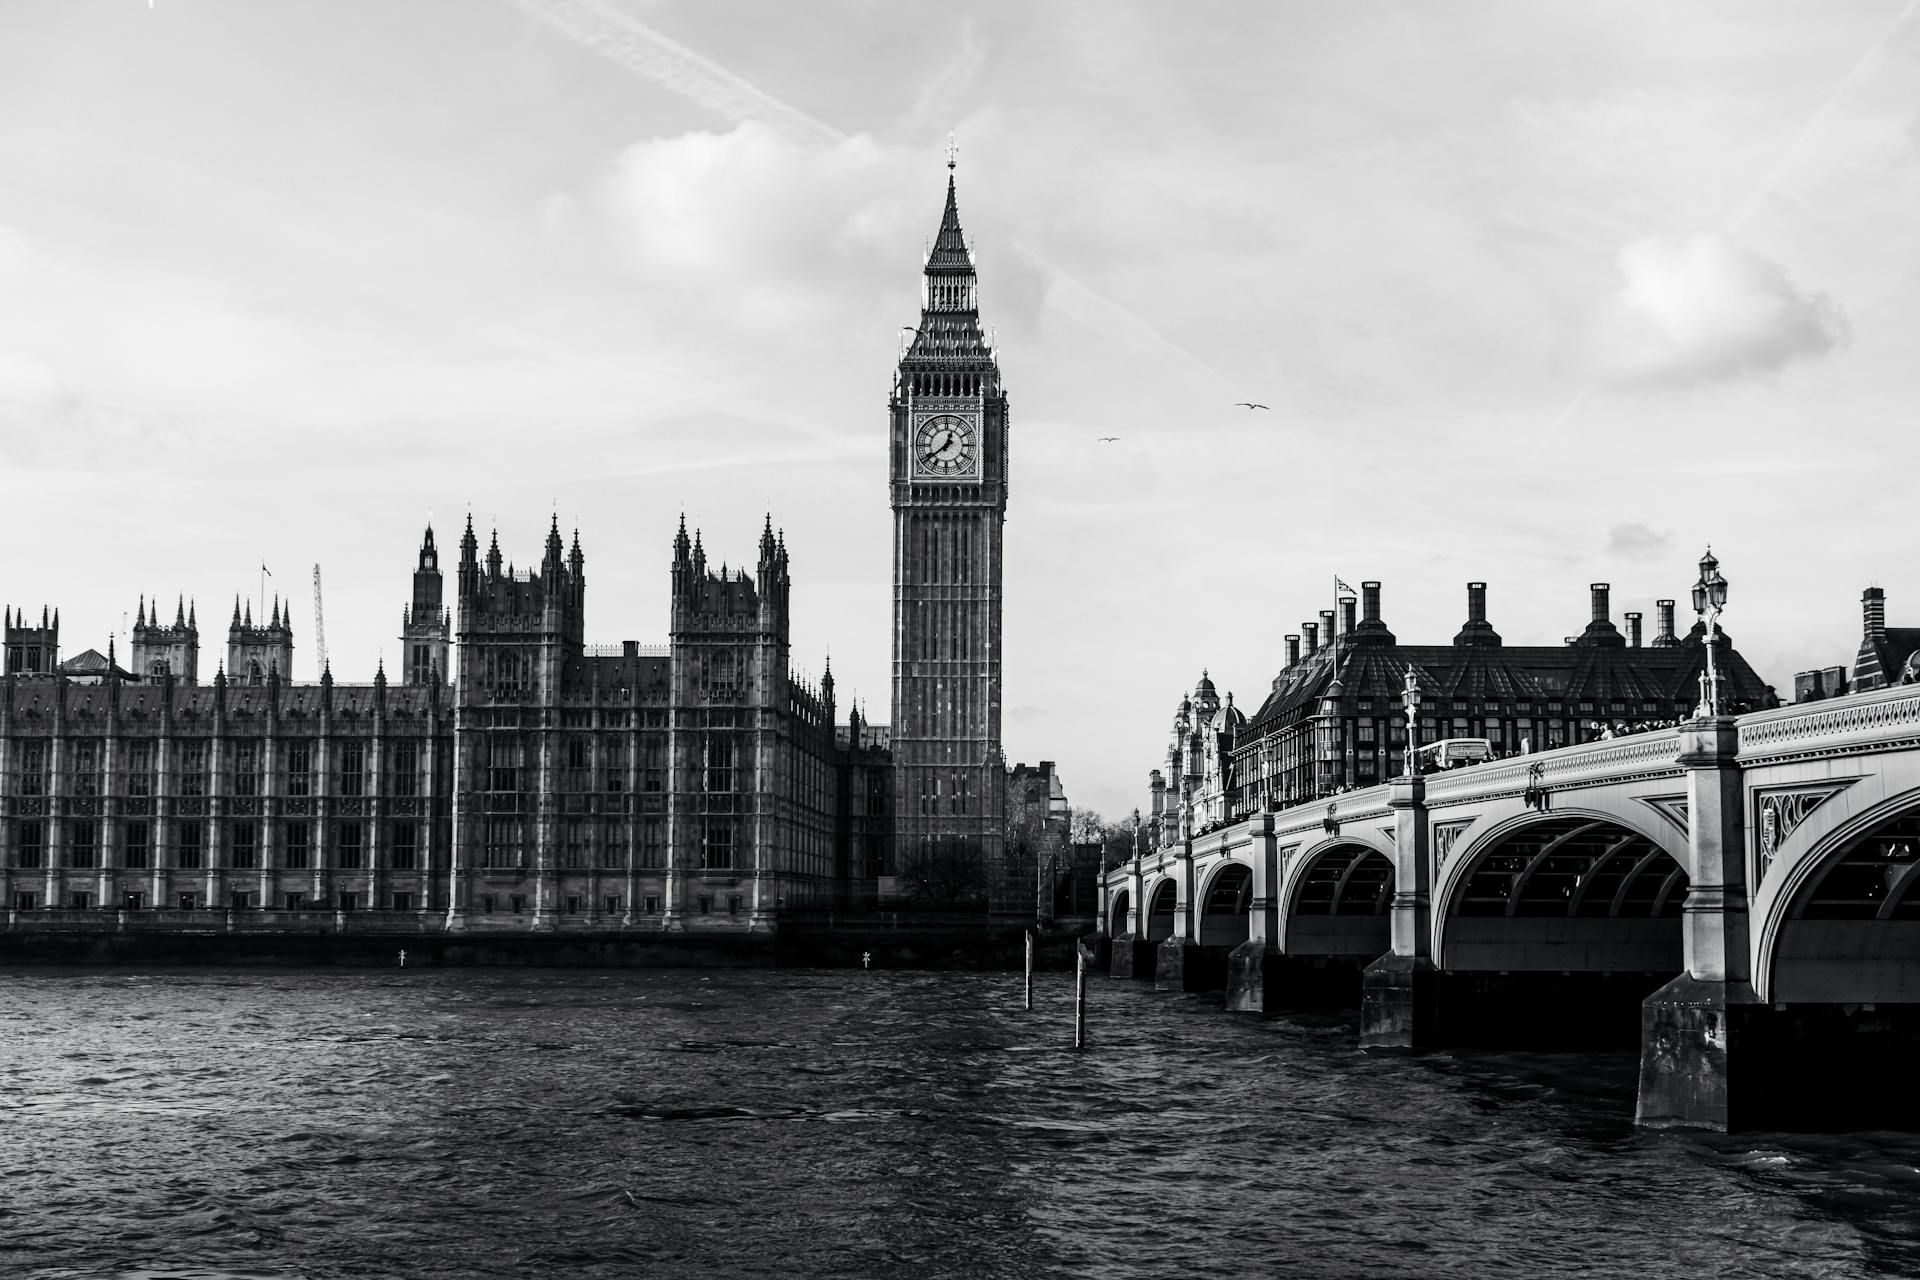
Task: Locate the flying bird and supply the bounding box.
[1097,436,1120,443]
[1235,402,1270,410]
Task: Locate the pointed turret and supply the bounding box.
[486,527,502,578]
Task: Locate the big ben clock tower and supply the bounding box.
[890,159,1011,907]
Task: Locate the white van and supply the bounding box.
[1412,738,1495,773]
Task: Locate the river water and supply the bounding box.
[4,968,1920,1279]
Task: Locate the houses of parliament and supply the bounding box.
[0,169,1016,932]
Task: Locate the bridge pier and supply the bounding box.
[1109,932,1155,980]
[1637,717,1757,1129]
[1362,776,1435,1048]
[1155,937,1223,991]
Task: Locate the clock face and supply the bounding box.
[912,413,980,480]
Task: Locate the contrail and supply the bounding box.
[1536,0,1916,456]
[503,0,841,145]
[1726,0,1920,235]
[504,0,1236,399]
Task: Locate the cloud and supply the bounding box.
[0,350,168,470]
[600,123,930,331]
[1605,521,1674,562]
[1583,233,1849,388]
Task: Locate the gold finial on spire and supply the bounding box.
[946,130,958,171]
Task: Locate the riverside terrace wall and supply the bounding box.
[0,909,1090,970]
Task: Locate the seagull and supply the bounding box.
[1235,402,1271,410]
[1097,436,1120,443]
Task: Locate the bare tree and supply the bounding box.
[893,835,987,906]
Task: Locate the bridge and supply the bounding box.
[1095,684,1920,1132]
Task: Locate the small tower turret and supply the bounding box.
[403,523,451,685]
[130,592,200,682]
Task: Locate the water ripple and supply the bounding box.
[2,968,1918,1278]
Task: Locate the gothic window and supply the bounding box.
[179,742,207,797]
[19,741,46,795]
[484,819,517,869]
[233,741,260,797]
[68,821,98,869]
[16,821,44,869]
[703,823,733,870]
[334,822,363,869]
[286,741,312,797]
[125,822,150,869]
[410,644,433,685]
[178,822,204,870]
[149,658,170,678]
[231,823,258,870]
[643,736,664,793]
[641,818,664,869]
[73,741,101,797]
[339,742,366,797]
[566,737,590,792]
[127,741,153,796]
[704,737,734,794]
[247,659,263,685]
[563,820,588,870]
[603,738,625,793]
[487,736,519,793]
[284,822,310,869]
[390,822,417,870]
[390,740,419,797]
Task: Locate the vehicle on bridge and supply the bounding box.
[1411,738,1494,773]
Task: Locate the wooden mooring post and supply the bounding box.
[1074,949,1087,1051]
[1025,930,1034,1011]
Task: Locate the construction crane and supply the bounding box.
[311,564,328,676]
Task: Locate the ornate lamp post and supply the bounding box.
[1401,664,1422,775]
[1691,548,1730,718]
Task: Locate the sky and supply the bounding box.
[3,0,1919,819]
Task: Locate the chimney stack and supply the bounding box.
[1454,581,1501,648]
[1319,610,1336,647]
[1338,598,1357,638]
[1361,581,1382,623]
[1302,622,1319,655]
[1284,635,1301,667]
[1653,599,1677,646]
[1864,587,1887,640]
[1625,611,1643,648]
[1468,581,1487,625]
[1590,583,1611,624]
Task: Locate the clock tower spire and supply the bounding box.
[890,157,1012,910]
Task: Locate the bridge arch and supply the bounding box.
[1197,859,1253,946]
[1109,889,1131,939]
[1758,787,1920,1003]
[1278,838,1394,958]
[1143,877,1178,943]
[1435,809,1688,972]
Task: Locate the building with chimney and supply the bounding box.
[1139,574,1776,849]
[1793,587,1920,702]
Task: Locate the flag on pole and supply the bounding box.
[1334,576,1356,595]
[262,563,272,576]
